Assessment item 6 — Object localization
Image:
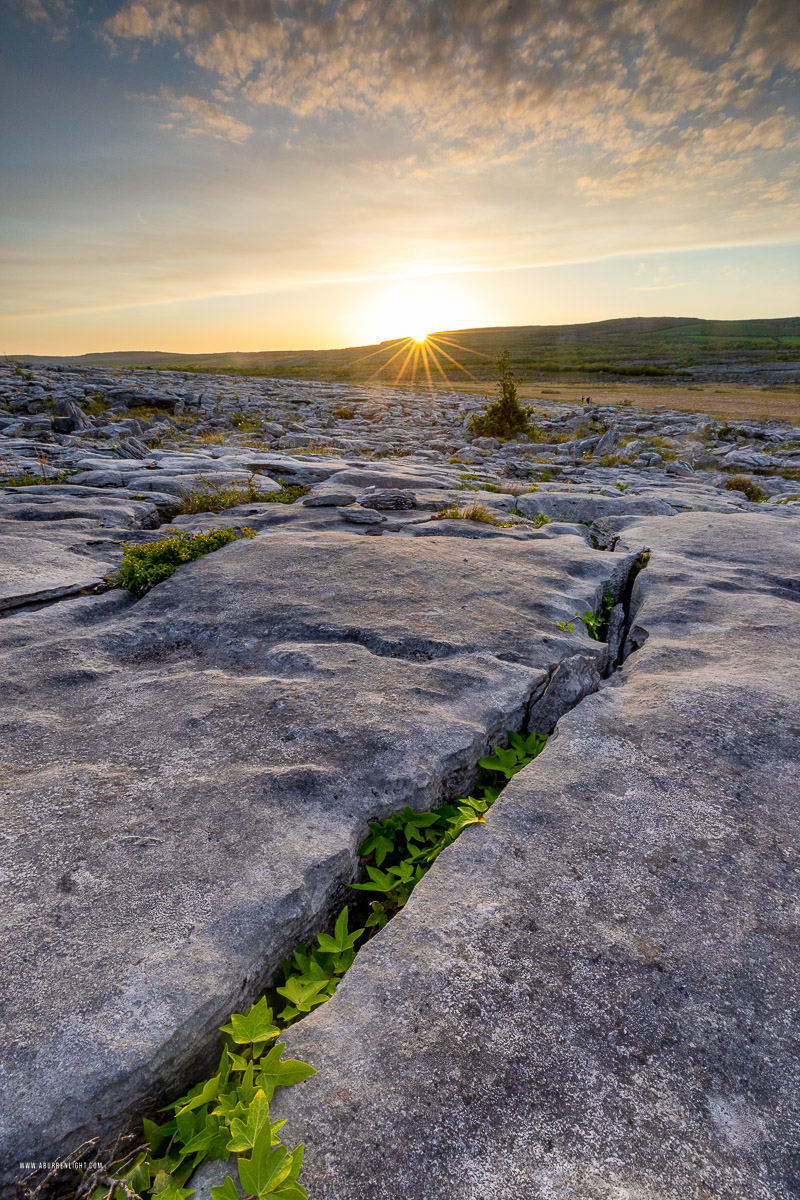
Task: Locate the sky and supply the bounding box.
[2,0,799,355]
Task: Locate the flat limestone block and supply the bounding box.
[518,489,675,522]
[0,526,630,1182]
[0,523,122,610]
[0,487,173,610]
[222,512,799,1200]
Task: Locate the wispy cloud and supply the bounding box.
[101,0,800,161]
[15,0,73,38]
[156,89,253,142]
[7,0,799,350]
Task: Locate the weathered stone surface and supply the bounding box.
[335,504,386,524]
[301,490,360,507]
[190,512,800,1200]
[0,526,631,1184]
[356,488,416,510]
[3,357,800,1197]
[517,490,676,522]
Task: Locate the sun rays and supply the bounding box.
[349,331,484,391]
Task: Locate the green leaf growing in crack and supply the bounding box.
[315,906,365,956]
[80,728,552,1200]
[220,996,281,1053]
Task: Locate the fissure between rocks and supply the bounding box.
[38,547,649,1200]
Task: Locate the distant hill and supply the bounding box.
[14,315,800,386]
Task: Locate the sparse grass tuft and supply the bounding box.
[177,475,309,513]
[725,475,767,503]
[186,430,227,445]
[432,500,500,524]
[1,450,70,487]
[500,480,537,496]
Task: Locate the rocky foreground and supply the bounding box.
[1,361,799,1198]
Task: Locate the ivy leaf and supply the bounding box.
[237,1059,258,1107]
[143,1117,175,1152]
[315,907,364,955]
[154,1186,196,1200]
[257,1044,316,1101]
[238,1123,294,1197]
[349,864,398,894]
[213,1091,248,1123]
[151,1171,195,1199]
[226,1089,273,1152]
[365,901,388,930]
[276,975,331,1014]
[176,1072,221,1115]
[358,828,395,865]
[177,1114,226,1162]
[210,1178,240,1200]
[127,1159,152,1194]
[478,745,522,778]
[220,996,280,1053]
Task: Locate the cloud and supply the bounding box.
[157,89,253,142]
[15,0,73,38]
[102,0,800,153]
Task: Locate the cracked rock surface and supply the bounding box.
[196,512,800,1200]
[2,360,799,1196]
[0,519,630,1183]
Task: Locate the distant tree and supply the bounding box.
[469,349,534,440]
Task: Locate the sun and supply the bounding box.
[360,275,476,346]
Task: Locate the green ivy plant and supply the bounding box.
[559,589,615,641]
[69,730,548,1200]
[582,590,615,639]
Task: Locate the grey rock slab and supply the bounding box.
[336,505,387,525]
[208,511,800,1200]
[517,490,676,523]
[301,490,361,507]
[325,468,453,491]
[0,521,122,611]
[0,488,163,531]
[355,488,417,510]
[0,527,634,1182]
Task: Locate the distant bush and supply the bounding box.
[469,350,535,440]
[725,475,767,503]
[114,527,256,595]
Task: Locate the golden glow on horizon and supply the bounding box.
[349,330,483,391]
[360,274,477,346]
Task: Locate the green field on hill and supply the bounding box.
[19,315,800,386]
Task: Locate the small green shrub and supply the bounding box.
[114,527,256,595]
[725,475,767,503]
[468,349,535,441]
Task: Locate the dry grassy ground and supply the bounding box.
[452,381,800,423]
